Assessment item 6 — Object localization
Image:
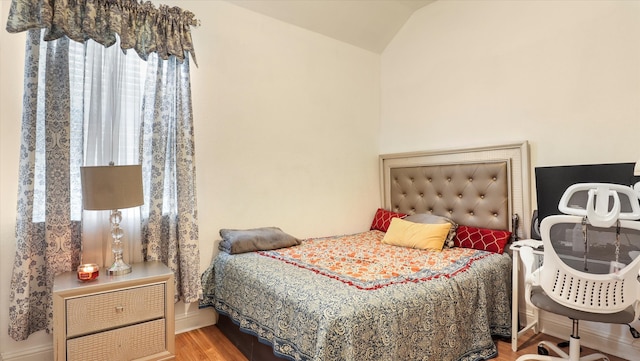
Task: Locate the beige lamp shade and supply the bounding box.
[80,165,144,210]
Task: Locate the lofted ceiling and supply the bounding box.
[225,0,435,53]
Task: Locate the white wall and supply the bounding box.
[0,1,42,359]
[0,1,381,359]
[381,0,639,167]
[381,0,640,358]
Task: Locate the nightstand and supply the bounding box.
[53,261,175,361]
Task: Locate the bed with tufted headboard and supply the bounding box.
[381,141,530,233]
[201,142,531,361]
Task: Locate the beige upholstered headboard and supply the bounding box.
[380,142,531,239]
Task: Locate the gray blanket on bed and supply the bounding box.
[218,227,301,254]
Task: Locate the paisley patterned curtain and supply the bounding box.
[8,30,83,342]
[5,0,198,65]
[140,53,201,304]
[6,0,202,341]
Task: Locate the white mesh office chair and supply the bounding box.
[517,183,640,361]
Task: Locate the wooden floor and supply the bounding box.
[175,325,628,361]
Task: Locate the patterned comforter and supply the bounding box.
[201,230,512,361]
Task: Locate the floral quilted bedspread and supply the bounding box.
[201,230,512,361]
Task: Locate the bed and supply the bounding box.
[201,142,531,361]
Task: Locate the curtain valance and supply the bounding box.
[5,0,199,65]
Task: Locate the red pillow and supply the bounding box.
[454,225,511,254]
[370,208,406,232]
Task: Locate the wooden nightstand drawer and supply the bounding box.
[66,283,165,337]
[67,319,168,361]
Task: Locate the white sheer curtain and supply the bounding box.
[75,38,147,267]
[24,34,144,267]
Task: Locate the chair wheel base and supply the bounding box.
[537,345,549,355]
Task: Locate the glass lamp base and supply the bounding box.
[107,259,132,276]
[107,209,131,276]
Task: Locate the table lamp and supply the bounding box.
[80,164,143,275]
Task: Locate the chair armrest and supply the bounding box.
[519,246,535,280]
[518,246,540,307]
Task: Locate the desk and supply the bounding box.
[510,240,544,352]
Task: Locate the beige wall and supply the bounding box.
[381,0,640,357]
[1,0,37,358]
[174,0,381,264]
[381,0,639,167]
[0,1,380,358]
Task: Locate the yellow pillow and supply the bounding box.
[382,217,451,250]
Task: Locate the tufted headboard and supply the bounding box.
[380,142,531,238]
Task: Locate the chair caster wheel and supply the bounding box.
[537,345,549,355]
[557,341,570,348]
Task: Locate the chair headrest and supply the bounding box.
[558,183,640,228]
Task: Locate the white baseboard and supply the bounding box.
[0,307,217,361]
[539,312,639,360]
[175,306,217,334]
[0,343,52,361]
[518,306,640,360]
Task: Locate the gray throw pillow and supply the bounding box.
[403,213,458,248]
[219,227,301,254]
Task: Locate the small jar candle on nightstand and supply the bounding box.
[77,264,99,281]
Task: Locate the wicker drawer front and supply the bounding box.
[66,283,165,337]
[67,318,166,361]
